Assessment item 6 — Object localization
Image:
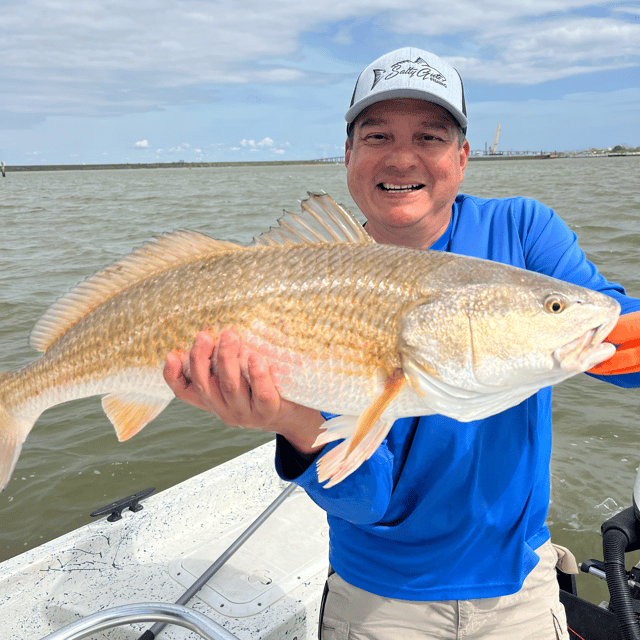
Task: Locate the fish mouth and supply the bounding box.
[378,183,425,193]
[554,314,619,373]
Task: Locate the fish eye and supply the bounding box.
[544,295,566,314]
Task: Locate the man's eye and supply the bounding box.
[362,133,388,144]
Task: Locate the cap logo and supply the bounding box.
[371,57,447,90]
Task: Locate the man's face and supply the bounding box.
[345,98,469,249]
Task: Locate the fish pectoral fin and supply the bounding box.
[102,391,173,442]
[346,368,406,456]
[315,369,406,488]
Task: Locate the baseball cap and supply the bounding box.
[345,47,467,134]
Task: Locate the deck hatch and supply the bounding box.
[169,490,329,617]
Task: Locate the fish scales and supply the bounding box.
[0,193,621,491]
[2,242,432,421]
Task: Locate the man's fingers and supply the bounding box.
[164,327,292,430]
[606,310,640,345]
[246,351,280,417]
[589,311,640,375]
[215,329,244,395]
[589,341,640,375]
[189,331,216,391]
[163,349,189,392]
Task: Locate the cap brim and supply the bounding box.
[345,88,468,131]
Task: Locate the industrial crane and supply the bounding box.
[490,124,501,155]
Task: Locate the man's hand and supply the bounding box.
[163,329,326,454]
[588,311,640,375]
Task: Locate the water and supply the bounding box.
[1,158,639,607]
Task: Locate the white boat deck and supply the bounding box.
[0,441,329,639]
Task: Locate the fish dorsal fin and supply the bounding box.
[251,192,374,247]
[29,230,240,352]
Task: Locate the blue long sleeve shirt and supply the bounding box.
[275,194,640,601]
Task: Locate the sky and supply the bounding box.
[1,1,638,165]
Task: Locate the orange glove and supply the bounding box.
[588,311,640,375]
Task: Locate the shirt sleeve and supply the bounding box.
[516,199,640,388]
[274,432,395,524]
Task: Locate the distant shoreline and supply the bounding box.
[2,153,638,173]
[2,159,341,173]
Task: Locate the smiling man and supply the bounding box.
[345,98,468,249]
[164,48,640,640]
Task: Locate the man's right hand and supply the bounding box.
[163,328,326,454]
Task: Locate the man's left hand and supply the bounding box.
[588,311,640,375]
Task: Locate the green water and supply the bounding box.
[1,158,639,607]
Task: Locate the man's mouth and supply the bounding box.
[378,183,424,193]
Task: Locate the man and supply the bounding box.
[164,48,640,639]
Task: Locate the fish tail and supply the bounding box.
[0,372,38,492]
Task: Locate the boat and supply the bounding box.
[2,439,640,640]
[0,441,329,639]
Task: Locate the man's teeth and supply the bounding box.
[380,183,422,192]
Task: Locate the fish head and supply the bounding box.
[398,259,620,420]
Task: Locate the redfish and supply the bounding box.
[0,194,619,490]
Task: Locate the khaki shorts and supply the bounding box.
[320,540,569,640]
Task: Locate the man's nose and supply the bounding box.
[384,141,419,170]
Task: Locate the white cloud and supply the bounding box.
[333,27,352,46]
[3,0,637,128]
[134,139,149,148]
[239,137,280,150]
[1,0,638,160]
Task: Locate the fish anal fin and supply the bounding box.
[102,391,173,442]
[346,368,406,457]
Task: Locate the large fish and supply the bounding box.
[0,194,619,490]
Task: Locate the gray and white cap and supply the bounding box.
[345,47,467,134]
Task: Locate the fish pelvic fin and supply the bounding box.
[102,390,174,442]
[316,416,394,489]
[30,231,241,353]
[251,193,374,248]
[314,368,406,488]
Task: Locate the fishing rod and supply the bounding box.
[137,481,298,640]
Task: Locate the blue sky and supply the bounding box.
[1,1,638,165]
